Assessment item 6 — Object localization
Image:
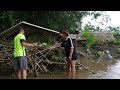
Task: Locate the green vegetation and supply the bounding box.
[114,38,120,44]
[41,43,49,48]
[0,11,105,34]
[111,27,120,44]
[52,56,63,62]
[82,31,97,49]
[50,50,65,62]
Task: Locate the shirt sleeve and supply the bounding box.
[20,35,26,43]
[20,39,26,43]
[69,38,74,48]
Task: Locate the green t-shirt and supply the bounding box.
[14,34,26,58]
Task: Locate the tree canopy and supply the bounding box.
[0,11,109,33]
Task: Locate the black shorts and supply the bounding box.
[14,56,28,71]
[66,55,77,61]
[66,50,78,61]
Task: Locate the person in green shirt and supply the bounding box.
[14,26,37,79]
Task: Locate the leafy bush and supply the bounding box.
[82,31,97,49]
[52,56,63,62]
[112,32,118,35]
[50,50,65,62]
[41,43,48,48]
[114,38,120,44]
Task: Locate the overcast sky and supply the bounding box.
[82,11,120,30]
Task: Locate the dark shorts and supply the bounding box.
[14,56,28,71]
[66,55,77,61]
[66,51,78,61]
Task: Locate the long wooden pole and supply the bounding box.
[34,46,37,77]
[79,63,96,74]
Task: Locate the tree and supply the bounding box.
[0,11,18,33]
[82,29,97,49]
[108,26,120,34]
[82,11,111,32]
[0,11,105,33]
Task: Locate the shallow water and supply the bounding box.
[0,59,120,79]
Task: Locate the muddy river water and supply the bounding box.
[0,59,120,79]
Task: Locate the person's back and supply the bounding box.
[13,26,37,79]
[14,34,26,58]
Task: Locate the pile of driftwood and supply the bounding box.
[0,42,67,77]
[0,42,14,73]
[0,42,97,77]
[0,42,13,64]
[26,45,65,77]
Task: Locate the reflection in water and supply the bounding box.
[87,60,120,79]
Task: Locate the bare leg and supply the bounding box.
[17,70,22,79]
[67,60,71,79]
[71,60,76,79]
[22,69,27,79]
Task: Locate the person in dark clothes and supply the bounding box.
[56,29,77,79]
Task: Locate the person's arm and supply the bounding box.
[60,42,65,49]
[55,41,64,49]
[54,43,63,50]
[20,39,37,48]
[69,48,74,57]
[68,38,74,60]
[22,42,34,47]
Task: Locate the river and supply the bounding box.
[0,59,120,79]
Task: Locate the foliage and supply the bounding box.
[44,34,54,44]
[114,38,120,44]
[82,31,97,49]
[52,56,63,62]
[26,32,54,44]
[108,26,120,33]
[0,11,18,33]
[0,11,105,34]
[51,50,65,62]
[0,11,112,46]
[112,32,118,35]
[83,23,95,31]
[41,43,48,48]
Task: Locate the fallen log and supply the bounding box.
[42,61,66,65]
[77,63,96,74]
[77,51,91,58]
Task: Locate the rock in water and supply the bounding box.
[107,54,113,60]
